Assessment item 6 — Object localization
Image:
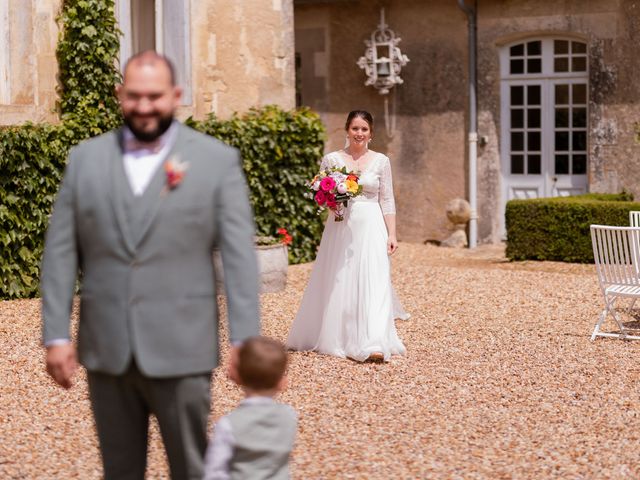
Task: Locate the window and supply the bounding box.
[501,37,588,180]
[499,37,589,234]
[117,0,192,104]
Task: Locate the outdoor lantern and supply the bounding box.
[357,8,409,137]
[357,8,409,95]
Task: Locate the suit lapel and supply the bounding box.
[110,129,137,256]
[133,124,190,249]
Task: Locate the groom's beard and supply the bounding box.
[123,111,174,142]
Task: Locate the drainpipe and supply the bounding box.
[457,0,478,248]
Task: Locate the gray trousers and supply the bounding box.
[87,360,211,480]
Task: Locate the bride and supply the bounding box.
[287,110,408,362]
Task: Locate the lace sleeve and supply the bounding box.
[379,155,396,215]
[319,153,333,171]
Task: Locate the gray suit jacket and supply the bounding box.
[41,123,261,377]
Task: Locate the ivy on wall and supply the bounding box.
[56,0,122,134]
[0,0,326,299]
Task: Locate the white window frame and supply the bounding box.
[116,0,192,104]
[498,36,589,234]
[0,0,10,104]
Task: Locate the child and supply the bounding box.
[203,337,297,480]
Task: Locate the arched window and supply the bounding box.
[499,37,588,232]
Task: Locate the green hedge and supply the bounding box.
[187,106,326,265]
[0,107,326,299]
[0,124,72,298]
[505,193,640,263]
[0,0,326,299]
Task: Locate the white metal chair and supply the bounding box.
[630,210,640,227]
[590,225,640,340]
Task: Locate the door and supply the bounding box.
[499,38,588,235]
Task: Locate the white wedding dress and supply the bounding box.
[287,151,408,361]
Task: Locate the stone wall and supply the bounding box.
[189,0,295,119]
[0,0,62,125]
[0,0,296,125]
[295,0,468,243]
[296,0,640,244]
[476,0,640,242]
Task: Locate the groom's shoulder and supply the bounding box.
[179,123,237,156]
[70,130,118,157]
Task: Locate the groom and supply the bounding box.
[41,51,260,479]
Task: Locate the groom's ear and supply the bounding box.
[171,85,183,106]
[115,84,124,101]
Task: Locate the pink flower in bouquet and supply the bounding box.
[315,190,327,206]
[320,177,336,192]
[336,182,348,194]
[325,192,337,209]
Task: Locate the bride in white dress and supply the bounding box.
[287,110,408,362]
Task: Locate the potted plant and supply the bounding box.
[213,228,292,294]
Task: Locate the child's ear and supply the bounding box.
[277,375,288,392]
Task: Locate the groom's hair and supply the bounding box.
[238,337,288,390]
[123,50,177,86]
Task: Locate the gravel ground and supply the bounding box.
[2,243,640,479]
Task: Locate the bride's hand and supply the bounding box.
[387,236,398,255]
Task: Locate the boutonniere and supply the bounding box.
[164,156,189,191]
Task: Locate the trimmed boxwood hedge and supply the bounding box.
[505,193,640,263]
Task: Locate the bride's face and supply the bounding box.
[346,117,372,149]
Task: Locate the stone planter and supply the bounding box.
[213,243,288,294]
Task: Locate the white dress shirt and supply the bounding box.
[122,122,178,196]
[44,123,178,347]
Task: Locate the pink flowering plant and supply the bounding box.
[307,166,363,221]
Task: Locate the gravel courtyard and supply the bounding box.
[2,243,640,479]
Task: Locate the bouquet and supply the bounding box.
[307,166,363,221]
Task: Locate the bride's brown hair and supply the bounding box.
[345,110,374,132]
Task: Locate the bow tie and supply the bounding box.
[124,137,164,154]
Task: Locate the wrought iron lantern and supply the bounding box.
[357,8,409,95]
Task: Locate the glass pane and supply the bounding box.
[511,86,524,105]
[555,155,569,174]
[510,43,524,56]
[511,109,524,128]
[554,57,569,73]
[527,108,541,128]
[572,57,587,72]
[555,108,569,128]
[511,132,524,151]
[555,84,569,104]
[573,154,587,174]
[555,131,569,151]
[511,155,524,174]
[572,41,587,54]
[527,85,541,105]
[528,131,541,151]
[528,155,541,174]
[527,41,541,56]
[572,108,587,128]
[554,40,569,54]
[573,131,587,151]
[573,84,587,104]
[510,59,524,74]
[527,58,542,73]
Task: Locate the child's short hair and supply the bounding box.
[238,337,288,390]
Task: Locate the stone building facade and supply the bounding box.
[294,0,640,243]
[2,0,639,245]
[0,0,295,123]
